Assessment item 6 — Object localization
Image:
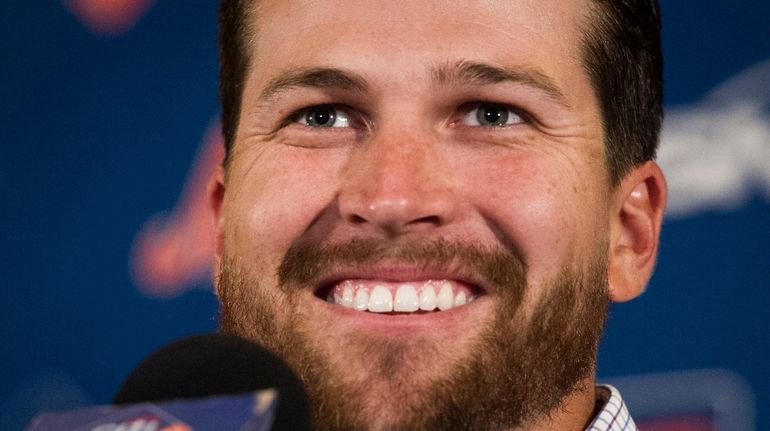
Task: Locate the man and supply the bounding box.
[208,0,667,429]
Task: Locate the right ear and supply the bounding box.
[208,165,226,276]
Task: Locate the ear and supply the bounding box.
[608,161,667,302]
[208,165,227,280]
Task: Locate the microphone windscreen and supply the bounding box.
[114,333,311,430]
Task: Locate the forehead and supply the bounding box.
[248,0,593,98]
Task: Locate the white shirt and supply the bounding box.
[586,385,637,431]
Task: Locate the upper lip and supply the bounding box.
[312,263,490,295]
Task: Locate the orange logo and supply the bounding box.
[62,0,155,35]
[131,123,223,298]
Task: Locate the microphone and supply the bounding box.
[25,333,312,430]
[113,333,312,430]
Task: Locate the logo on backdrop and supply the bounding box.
[131,124,224,298]
[130,59,770,298]
[61,0,155,35]
[659,59,770,218]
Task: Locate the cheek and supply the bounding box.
[465,151,604,277]
[224,148,344,268]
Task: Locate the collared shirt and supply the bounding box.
[586,385,637,431]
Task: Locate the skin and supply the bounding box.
[209,0,667,429]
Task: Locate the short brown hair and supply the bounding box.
[218,0,663,184]
[582,0,663,185]
[218,0,254,167]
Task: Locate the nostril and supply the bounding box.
[348,214,368,225]
[412,215,442,226]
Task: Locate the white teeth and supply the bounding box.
[437,282,454,311]
[419,285,437,311]
[368,285,393,313]
[331,280,477,312]
[342,285,355,308]
[354,288,369,311]
[454,290,467,307]
[394,283,419,312]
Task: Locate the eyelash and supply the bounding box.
[286,102,532,130]
[456,102,530,128]
[288,104,361,130]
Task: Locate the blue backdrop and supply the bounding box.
[1,1,768,430]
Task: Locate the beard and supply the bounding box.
[218,237,609,431]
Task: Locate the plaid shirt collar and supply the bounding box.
[586,385,637,431]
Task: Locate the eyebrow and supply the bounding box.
[431,60,570,108]
[258,67,369,101]
[256,61,569,107]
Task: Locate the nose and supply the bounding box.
[337,128,458,237]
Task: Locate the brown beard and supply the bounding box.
[218,237,608,430]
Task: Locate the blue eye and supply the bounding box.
[296,105,351,128]
[462,103,524,126]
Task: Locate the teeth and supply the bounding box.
[368,285,393,313]
[354,288,369,311]
[419,285,437,311]
[342,285,355,308]
[394,284,419,312]
[454,290,467,307]
[330,280,479,313]
[437,282,454,311]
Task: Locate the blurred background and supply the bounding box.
[1,1,768,430]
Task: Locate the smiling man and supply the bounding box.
[208,0,666,430]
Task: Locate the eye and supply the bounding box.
[461,103,524,127]
[295,104,351,128]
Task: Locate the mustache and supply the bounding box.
[277,237,528,296]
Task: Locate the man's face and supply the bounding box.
[214,0,613,429]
